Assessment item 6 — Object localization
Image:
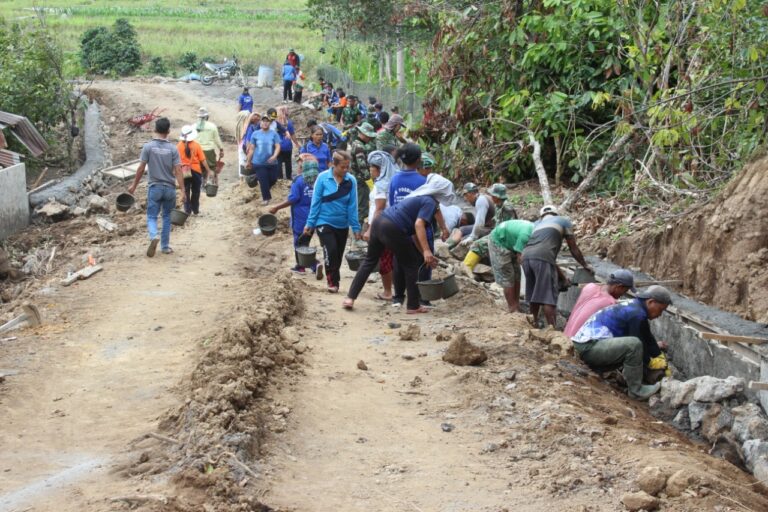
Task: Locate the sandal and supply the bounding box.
[327,286,339,294]
[406,306,430,314]
[374,293,393,301]
[342,298,354,310]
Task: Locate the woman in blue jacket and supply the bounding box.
[303,150,361,293]
[282,60,296,102]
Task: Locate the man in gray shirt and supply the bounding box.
[128,117,185,257]
[522,205,592,327]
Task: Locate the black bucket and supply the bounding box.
[258,214,278,236]
[345,251,364,271]
[205,183,218,197]
[115,193,135,212]
[296,246,317,267]
[417,279,444,301]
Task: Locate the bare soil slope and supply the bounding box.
[610,156,768,323]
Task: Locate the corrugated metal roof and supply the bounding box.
[0,111,49,157]
[0,149,22,168]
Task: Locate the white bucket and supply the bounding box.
[257,65,274,88]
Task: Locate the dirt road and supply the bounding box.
[1,79,767,512]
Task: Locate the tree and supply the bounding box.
[80,18,141,76]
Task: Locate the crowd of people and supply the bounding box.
[128,51,673,401]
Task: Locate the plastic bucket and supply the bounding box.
[345,251,364,271]
[170,209,189,226]
[296,246,317,267]
[246,174,259,188]
[205,183,218,197]
[258,214,277,236]
[441,273,459,298]
[417,279,444,302]
[257,65,274,88]
[115,193,135,212]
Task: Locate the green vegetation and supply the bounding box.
[81,19,141,76]
[0,1,320,75]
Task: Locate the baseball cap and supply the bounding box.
[463,182,479,193]
[607,269,636,291]
[539,205,558,217]
[636,285,673,305]
[489,183,508,200]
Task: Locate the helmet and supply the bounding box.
[539,205,558,217]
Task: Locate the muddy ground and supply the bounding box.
[0,79,767,512]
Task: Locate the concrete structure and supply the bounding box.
[0,163,30,240]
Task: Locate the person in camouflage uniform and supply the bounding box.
[348,122,377,226]
[376,114,406,150]
[463,184,518,270]
[342,95,364,130]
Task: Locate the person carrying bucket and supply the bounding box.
[177,125,212,217]
[342,194,449,313]
[269,159,322,277]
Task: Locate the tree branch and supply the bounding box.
[527,131,552,205]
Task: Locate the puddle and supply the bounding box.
[0,455,106,510]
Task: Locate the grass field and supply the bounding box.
[0,1,327,75]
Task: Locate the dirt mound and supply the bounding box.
[610,156,768,322]
[119,274,303,511]
[442,332,488,365]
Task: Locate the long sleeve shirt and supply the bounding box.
[470,194,491,239]
[196,120,223,151]
[572,298,662,365]
[305,170,361,233]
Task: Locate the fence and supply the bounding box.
[316,65,423,122]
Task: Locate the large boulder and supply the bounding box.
[692,376,745,402]
[731,403,768,443]
[660,378,697,408]
[665,468,699,497]
[86,194,110,214]
[742,440,768,483]
[688,401,715,430]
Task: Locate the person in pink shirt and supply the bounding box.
[564,269,636,337]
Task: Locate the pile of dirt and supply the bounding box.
[119,274,304,511]
[609,156,768,323]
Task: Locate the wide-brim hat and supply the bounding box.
[180,125,198,141]
[384,114,405,131]
[196,107,209,118]
[358,122,377,138]
[489,183,508,200]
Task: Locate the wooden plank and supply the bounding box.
[748,381,768,391]
[700,332,768,345]
[634,280,683,287]
[61,264,103,286]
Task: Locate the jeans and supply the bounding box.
[348,217,423,310]
[316,225,348,288]
[183,172,202,214]
[283,80,293,101]
[147,184,176,250]
[253,163,278,201]
[278,149,293,180]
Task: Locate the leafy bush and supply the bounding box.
[80,18,141,76]
[178,51,198,72]
[148,56,168,75]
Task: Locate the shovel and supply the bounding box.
[0,304,42,334]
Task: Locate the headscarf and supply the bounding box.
[368,150,399,195]
[408,173,457,206]
[302,161,320,187]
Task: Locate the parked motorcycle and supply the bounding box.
[201,56,246,86]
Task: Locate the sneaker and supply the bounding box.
[391,299,403,308]
[315,264,324,281]
[290,265,305,273]
[327,286,339,293]
[161,247,174,254]
[261,200,270,206]
[146,237,159,257]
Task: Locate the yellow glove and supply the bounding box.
[648,353,668,370]
[463,251,481,270]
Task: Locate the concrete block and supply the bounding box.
[0,163,30,240]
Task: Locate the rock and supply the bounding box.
[665,469,699,497]
[72,206,87,217]
[742,439,768,482]
[621,491,659,511]
[387,322,401,329]
[660,378,697,408]
[442,333,487,366]
[672,408,691,431]
[499,370,517,382]
[731,403,768,443]
[472,263,494,282]
[435,329,453,341]
[481,442,500,454]
[399,324,421,341]
[527,328,574,357]
[87,194,110,214]
[636,466,668,496]
[434,241,451,259]
[441,422,454,432]
[401,353,415,360]
[692,376,745,402]
[449,244,469,260]
[710,433,745,468]
[36,200,70,221]
[688,401,714,430]
[700,404,734,442]
[357,360,368,371]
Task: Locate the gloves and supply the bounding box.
[459,236,474,247]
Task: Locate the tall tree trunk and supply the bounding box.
[528,132,552,205]
[378,50,384,83]
[554,134,564,186]
[384,51,392,82]
[396,26,406,91]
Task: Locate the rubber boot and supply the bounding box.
[623,363,661,400]
[463,251,481,271]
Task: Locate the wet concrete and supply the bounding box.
[563,257,768,411]
[28,102,106,208]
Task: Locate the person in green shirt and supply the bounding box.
[342,95,364,129]
[375,114,406,150]
[348,122,377,225]
[488,219,534,313]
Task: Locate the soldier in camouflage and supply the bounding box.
[342,95,364,130]
[375,114,406,150]
[348,122,378,226]
[464,184,518,269]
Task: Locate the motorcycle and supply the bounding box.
[201,56,246,86]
